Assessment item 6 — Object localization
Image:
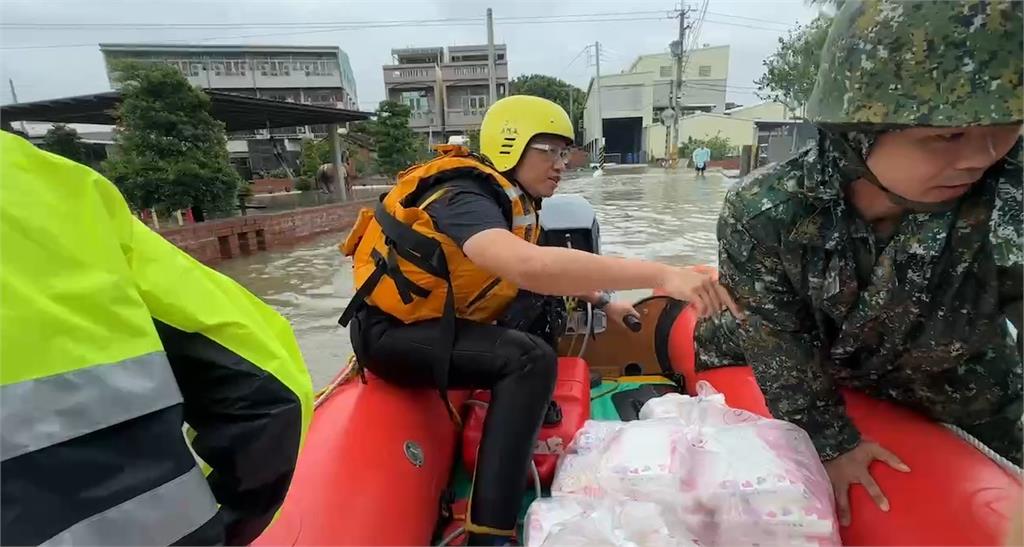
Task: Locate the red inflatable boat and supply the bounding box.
[254,298,1022,546]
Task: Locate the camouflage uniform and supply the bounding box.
[696,0,1024,464]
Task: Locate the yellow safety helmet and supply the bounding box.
[480,95,575,172]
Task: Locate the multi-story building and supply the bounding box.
[99,43,359,177]
[382,44,508,144]
[583,45,730,163]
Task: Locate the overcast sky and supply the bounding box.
[0,0,823,111]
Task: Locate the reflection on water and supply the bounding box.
[216,169,733,388]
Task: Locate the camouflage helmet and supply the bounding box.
[807,0,1023,127]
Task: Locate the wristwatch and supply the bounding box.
[592,291,612,310]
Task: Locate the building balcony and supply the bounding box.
[441,62,508,83]
[408,110,441,128]
[383,63,438,85]
[445,109,486,129]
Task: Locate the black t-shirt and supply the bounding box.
[423,177,515,249]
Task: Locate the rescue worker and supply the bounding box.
[340,95,740,545]
[0,132,314,545]
[695,0,1023,527]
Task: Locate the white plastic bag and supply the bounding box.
[537,381,839,546]
[525,496,696,547]
[595,419,689,501]
[550,421,625,498]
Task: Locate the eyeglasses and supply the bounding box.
[528,143,572,165]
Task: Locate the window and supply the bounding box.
[660,66,672,78]
[400,91,428,113]
[698,65,712,77]
[462,95,488,116]
[224,60,247,76]
[259,60,290,77]
[165,60,199,77]
[298,59,334,76]
[307,91,339,105]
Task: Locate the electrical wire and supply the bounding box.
[1,10,672,29]
[701,17,792,32]
[1,14,673,50]
[703,10,798,28]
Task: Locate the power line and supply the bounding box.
[703,10,800,28]
[1,14,673,50]
[701,18,791,32]
[558,45,590,79]
[0,10,671,29]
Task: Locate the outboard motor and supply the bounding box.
[538,194,600,254]
[538,194,607,338]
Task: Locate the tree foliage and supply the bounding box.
[357,100,429,178]
[298,138,332,180]
[509,74,585,141]
[754,15,833,116]
[41,124,92,165]
[679,134,737,162]
[467,129,481,154]
[101,61,241,216]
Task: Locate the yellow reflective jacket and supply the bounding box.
[0,132,313,546]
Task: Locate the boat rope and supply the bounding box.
[313,354,359,409]
[577,301,593,359]
[437,526,464,547]
[941,422,1023,477]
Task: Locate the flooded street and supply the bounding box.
[217,169,733,388]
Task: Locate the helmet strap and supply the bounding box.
[827,130,962,214]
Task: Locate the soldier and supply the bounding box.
[696,0,1023,527]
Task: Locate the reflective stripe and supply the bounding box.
[504,186,523,200]
[1,352,182,462]
[41,465,218,546]
[513,214,537,228]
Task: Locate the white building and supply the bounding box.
[383,44,509,145]
[678,101,795,151]
[99,43,360,178]
[583,45,730,163]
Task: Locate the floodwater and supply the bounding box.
[216,169,734,389]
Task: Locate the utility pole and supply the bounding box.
[568,89,574,143]
[670,5,687,167]
[486,8,497,106]
[594,41,604,165]
[8,78,27,133]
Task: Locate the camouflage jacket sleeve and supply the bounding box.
[717,197,861,461]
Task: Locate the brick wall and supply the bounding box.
[159,200,367,264]
[566,148,590,170]
[250,177,295,194]
[708,157,741,170]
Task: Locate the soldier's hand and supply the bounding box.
[659,266,744,320]
[824,440,910,526]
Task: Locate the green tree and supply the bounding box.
[102,61,241,219]
[679,134,737,163]
[509,74,585,141]
[754,15,833,117]
[41,124,90,165]
[299,138,332,180]
[467,129,481,153]
[363,100,426,178]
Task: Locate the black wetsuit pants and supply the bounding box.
[350,306,558,537]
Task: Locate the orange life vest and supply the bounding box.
[337,145,540,420]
